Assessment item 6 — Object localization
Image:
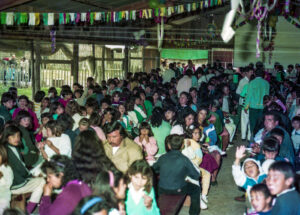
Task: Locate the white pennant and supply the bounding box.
[48,13,54,25]
[81,13,87,21]
[6,12,14,25]
[69,13,75,22]
[95,12,101,21]
[29,13,35,25]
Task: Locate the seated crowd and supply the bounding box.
[0,60,299,215]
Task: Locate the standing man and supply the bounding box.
[244,68,269,139]
[103,122,143,173]
[236,67,253,140]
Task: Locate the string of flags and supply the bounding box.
[0,0,225,26]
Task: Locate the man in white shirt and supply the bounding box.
[162,63,176,84]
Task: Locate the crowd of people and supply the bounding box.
[0,59,299,215]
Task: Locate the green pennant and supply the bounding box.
[1,12,7,25]
[43,13,48,25]
[90,12,94,24]
[14,12,21,25]
[59,13,64,24]
[66,13,70,24]
[20,13,28,24]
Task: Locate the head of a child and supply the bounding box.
[250,183,272,212]
[50,102,65,115]
[15,110,32,129]
[112,91,121,103]
[266,161,295,195]
[41,113,53,126]
[79,106,87,117]
[61,89,73,100]
[269,128,284,145]
[292,116,300,131]
[1,92,14,110]
[92,170,126,206]
[243,159,260,179]
[262,136,279,160]
[118,104,126,116]
[41,155,79,189]
[74,89,83,99]
[166,134,184,151]
[45,120,63,137]
[187,127,202,142]
[89,112,101,127]
[18,95,29,109]
[79,118,90,132]
[72,196,110,215]
[0,125,21,147]
[86,98,99,116]
[34,90,45,103]
[139,122,153,137]
[41,97,50,109]
[100,98,111,112]
[127,160,153,193]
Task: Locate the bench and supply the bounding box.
[158,194,187,215]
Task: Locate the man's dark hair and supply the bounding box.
[255,68,265,77]
[269,161,295,180]
[103,121,127,138]
[165,134,184,150]
[265,111,280,123]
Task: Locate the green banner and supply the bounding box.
[161,49,208,60]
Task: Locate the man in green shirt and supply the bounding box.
[244,68,269,138]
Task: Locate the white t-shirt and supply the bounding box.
[45,134,72,159]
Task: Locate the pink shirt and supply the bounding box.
[134,136,158,161]
[58,98,71,108]
[90,125,106,142]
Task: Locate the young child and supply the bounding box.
[183,127,211,209]
[58,89,73,108]
[33,90,45,116]
[118,103,132,134]
[249,183,272,215]
[2,125,45,214]
[49,102,65,120]
[134,122,158,166]
[75,118,90,134]
[232,146,267,201]
[0,144,13,214]
[36,113,53,142]
[79,106,87,117]
[38,120,72,160]
[153,134,200,215]
[92,170,127,215]
[266,161,300,214]
[71,196,110,215]
[291,116,300,153]
[89,112,106,142]
[125,160,160,215]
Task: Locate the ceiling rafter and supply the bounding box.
[70,0,112,11]
[0,0,35,11]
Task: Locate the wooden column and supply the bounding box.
[72,43,79,83]
[31,40,35,99]
[92,43,96,80]
[124,45,129,79]
[34,41,41,92]
[142,47,145,73]
[102,46,105,80]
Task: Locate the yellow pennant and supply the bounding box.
[35,13,40,25]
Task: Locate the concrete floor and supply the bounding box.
[179,137,247,215]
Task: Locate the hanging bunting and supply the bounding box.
[0,0,224,26]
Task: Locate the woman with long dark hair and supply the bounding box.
[39,155,91,215]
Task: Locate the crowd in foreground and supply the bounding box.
[0,60,299,215]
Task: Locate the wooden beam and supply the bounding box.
[73,43,79,83]
[31,40,35,99]
[34,40,41,92]
[0,0,34,11]
[42,60,72,64]
[124,45,129,78]
[70,0,112,11]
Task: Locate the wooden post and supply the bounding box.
[102,46,105,80]
[156,49,161,69]
[92,43,96,80]
[34,41,41,92]
[73,43,79,83]
[124,45,129,79]
[142,47,145,73]
[31,40,35,99]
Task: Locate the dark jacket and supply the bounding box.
[6,145,31,189]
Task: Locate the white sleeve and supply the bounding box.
[57,135,72,158]
[0,166,13,189]
[170,125,184,135]
[232,164,246,188]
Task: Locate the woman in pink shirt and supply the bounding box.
[89,112,106,142]
[134,122,158,165]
